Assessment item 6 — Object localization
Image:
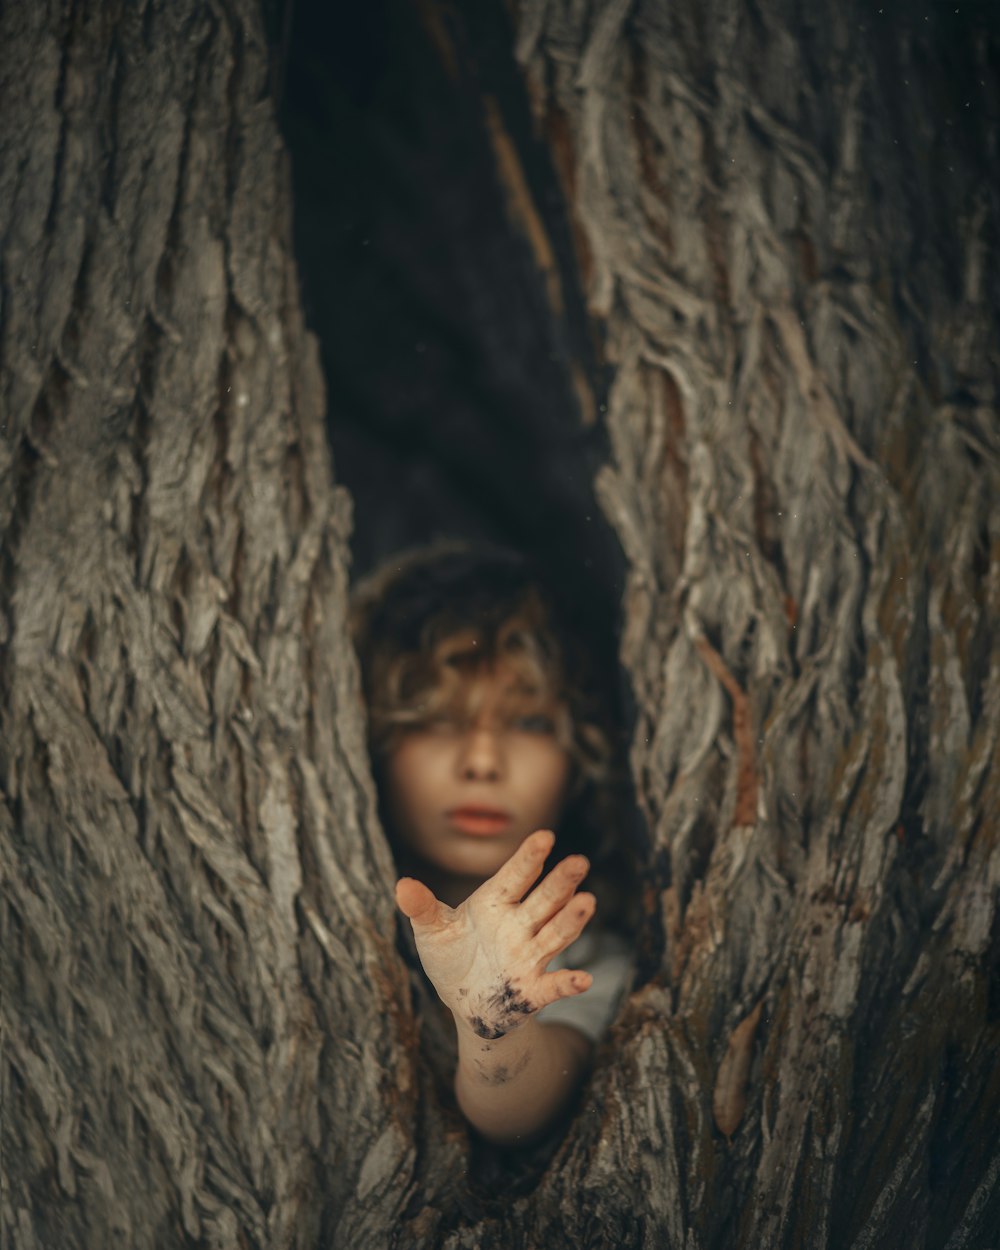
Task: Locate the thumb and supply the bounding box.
[395,877,443,929]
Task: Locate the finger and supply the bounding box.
[488,829,556,903]
[535,966,593,1009]
[519,854,590,933]
[395,877,445,930]
[534,891,596,965]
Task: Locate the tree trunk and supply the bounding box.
[0,4,413,1247]
[2,3,998,1250]
[500,3,1000,1246]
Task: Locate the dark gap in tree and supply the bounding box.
[278,0,651,1176]
[286,11,591,575]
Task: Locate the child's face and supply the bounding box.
[384,661,572,892]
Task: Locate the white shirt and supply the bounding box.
[538,928,632,1043]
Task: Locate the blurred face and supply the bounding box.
[384,662,572,901]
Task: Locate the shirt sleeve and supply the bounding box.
[536,928,632,1044]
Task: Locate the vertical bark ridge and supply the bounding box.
[1,3,415,1246]
[508,1,999,1246]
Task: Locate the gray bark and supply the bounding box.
[0,4,411,1247]
[504,3,1000,1247]
[1,2,998,1249]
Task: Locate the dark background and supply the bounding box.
[277,2,624,636]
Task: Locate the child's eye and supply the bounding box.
[513,714,556,735]
[422,714,462,733]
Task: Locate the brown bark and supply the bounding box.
[0,4,414,1246]
[2,2,998,1249]
[503,2,1000,1247]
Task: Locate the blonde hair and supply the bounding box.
[353,544,611,790]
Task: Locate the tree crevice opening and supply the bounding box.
[279,0,653,1171]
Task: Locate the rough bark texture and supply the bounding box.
[0,5,414,1247]
[503,3,1000,1247]
[2,2,998,1249]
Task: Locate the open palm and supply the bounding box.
[395,829,596,1039]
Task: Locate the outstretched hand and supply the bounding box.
[395,830,595,1039]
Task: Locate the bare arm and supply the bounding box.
[454,1018,592,1145]
[396,829,598,1144]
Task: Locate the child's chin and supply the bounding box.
[443,839,514,874]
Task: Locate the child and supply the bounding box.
[352,543,632,1145]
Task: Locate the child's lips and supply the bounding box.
[446,806,512,836]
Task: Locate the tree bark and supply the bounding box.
[500,2,1000,1247]
[2,2,998,1249]
[0,4,415,1247]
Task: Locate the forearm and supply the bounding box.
[453,1016,592,1146]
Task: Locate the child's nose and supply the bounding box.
[457,727,504,781]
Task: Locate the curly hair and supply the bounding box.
[353,542,609,779]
